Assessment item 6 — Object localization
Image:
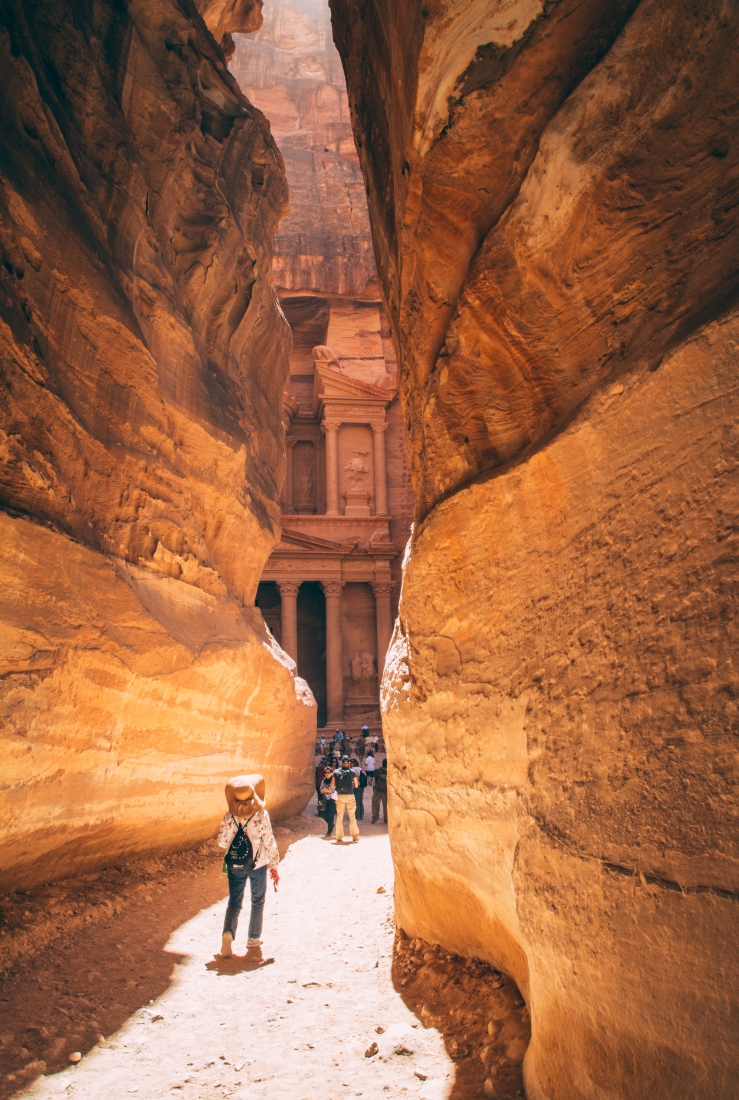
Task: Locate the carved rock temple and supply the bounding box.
[231,2,414,731]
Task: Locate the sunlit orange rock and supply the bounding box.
[0,0,315,888]
[196,0,264,55]
[332,0,739,1096]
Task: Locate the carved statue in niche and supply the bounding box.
[296,464,314,501]
[293,441,316,514]
[344,451,369,487]
[350,650,376,685]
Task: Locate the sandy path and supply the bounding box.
[14,803,454,1100]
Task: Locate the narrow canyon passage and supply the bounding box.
[1,0,737,1096]
[2,801,527,1100]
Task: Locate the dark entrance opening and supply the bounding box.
[255,581,281,647]
[297,581,327,727]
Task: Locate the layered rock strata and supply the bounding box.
[331,0,739,1097]
[0,0,315,890]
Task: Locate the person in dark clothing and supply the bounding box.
[372,759,388,824]
[315,756,328,813]
[351,757,367,820]
[319,766,337,838]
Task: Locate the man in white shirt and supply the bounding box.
[364,752,375,786]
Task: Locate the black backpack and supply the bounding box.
[225,819,255,869]
[334,767,355,795]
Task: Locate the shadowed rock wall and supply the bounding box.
[330,0,739,1096]
[0,0,315,889]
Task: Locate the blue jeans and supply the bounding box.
[223,864,268,941]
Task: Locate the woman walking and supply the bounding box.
[319,765,337,838]
[217,774,280,957]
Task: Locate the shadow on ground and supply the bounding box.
[0,814,320,1099]
[205,946,275,975]
[391,932,530,1100]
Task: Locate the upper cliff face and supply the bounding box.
[230,0,376,297]
[0,0,288,605]
[332,0,739,520]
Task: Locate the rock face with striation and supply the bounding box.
[0,0,315,891]
[230,0,376,297]
[331,1,739,1097]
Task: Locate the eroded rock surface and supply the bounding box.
[0,0,315,888]
[196,0,264,57]
[331,0,739,1096]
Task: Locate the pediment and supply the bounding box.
[313,359,396,405]
[277,527,349,552]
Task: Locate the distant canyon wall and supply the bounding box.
[231,0,376,297]
[330,1,739,1098]
[0,0,315,890]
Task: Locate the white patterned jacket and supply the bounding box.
[217,809,280,870]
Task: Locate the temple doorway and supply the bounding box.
[297,582,327,727]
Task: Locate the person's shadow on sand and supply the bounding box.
[205,945,275,975]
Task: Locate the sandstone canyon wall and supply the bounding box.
[0,0,316,892]
[330,1,739,1097]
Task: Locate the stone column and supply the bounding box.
[277,581,300,663]
[372,422,389,515]
[322,420,340,515]
[283,439,296,513]
[372,581,394,677]
[322,579,344,724]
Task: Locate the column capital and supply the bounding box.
[321,579,344,597]
[286,437,299,449]
[371,421,389,433]
[321,418,341,434]
[372,581,394,598]
[277,580,301,598]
